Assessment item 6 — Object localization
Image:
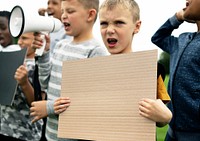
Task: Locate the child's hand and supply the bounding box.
[54,97,71,115]
[14,65,28,86]
[30,101,48,123]
[138,98,172,124]
[38,8,47,16]
[31,32,50,52]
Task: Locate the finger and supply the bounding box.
[30,111,36,117]
[139,110,149,118]
[31,116,39,123]
[139,105,149,113]
[55,108,66,115]
[33,32,41,36]
[30,107,35,113]
[32,40,43,49]
[31,102,36,107]
[139,100,148,107]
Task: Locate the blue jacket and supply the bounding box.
[151,15,200,132]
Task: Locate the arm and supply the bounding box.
[30,33,52,122]
[30,96,71,123]
[15,65,34,106]
[32,33,51,92]
[151,13,183,53]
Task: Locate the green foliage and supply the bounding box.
[14,37,18,44]
[158,51,170,75]
[157,125,168,141]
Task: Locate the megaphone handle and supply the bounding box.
[35,33,47,56]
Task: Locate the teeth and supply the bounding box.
[107,38,117,44]
[108,38,117,42]
[64,23,70,26]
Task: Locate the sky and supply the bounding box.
[0,0,197,58]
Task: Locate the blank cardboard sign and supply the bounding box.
[58,50,157,141]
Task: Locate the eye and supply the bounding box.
[67,9,75,14]
[115,20,125,26]
[100,21,108,28]
[0,25,7,30]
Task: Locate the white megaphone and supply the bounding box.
[9,5,62,56]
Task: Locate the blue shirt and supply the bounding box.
[151,15,200,132]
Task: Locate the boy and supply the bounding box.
[38,0,72,56]
[99,0,172,127]
[151,1,200,140]
[0,32,43,141]
[0,11,20,51]
[38,1,73,140]
[30,0,108,140]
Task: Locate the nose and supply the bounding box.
[47,2,53,9]
[106,24,115,35]
[61,12,68,20]
[17,39,22,46]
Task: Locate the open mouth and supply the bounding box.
[107,38,117,44]
[63,22,70,29]
[47,11,54,16]
[107,38,117,47]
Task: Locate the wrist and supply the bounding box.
[175,12,184,22]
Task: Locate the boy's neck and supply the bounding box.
[73,28,94,43]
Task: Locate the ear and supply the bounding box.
[133,20,142,34]
[87,9,97,22]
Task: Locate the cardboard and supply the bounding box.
[0,48,27,105]
[58,49,157,141]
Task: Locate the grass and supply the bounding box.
[156,125,168,141]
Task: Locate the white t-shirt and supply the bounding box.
[0,44,21,52]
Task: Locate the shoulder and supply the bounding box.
[1,45,21,52]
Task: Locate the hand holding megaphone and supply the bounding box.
[32,32,50,55]
[9,5,62,56]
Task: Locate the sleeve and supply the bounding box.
[151,14,183,54]
[157,75,171,104]
[47,100,55,115]
[157,62,170,104]
[88,46,109,58]
[37,51,52,92]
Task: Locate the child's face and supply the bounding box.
[47,0,62,20]
[61,0,90,38]
[18,33,35,57]
[0,16,13,47]
[184,0,200,21]
[99,5,141,54]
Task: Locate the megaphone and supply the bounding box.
[9,5,62,38]
[9,5,62,56]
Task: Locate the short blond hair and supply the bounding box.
[100,0,140,23]
[62,0,99,22]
